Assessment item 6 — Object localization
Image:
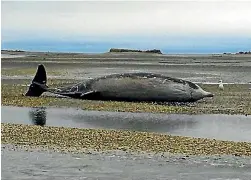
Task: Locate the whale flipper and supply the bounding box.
[80,91,101,99]
[25,64,48,97]
[57,91,100,99]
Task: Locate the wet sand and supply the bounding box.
[2,144,251,180]
[2,51,251,83]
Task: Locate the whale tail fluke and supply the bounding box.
[25,64,48,97]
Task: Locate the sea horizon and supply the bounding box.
[2,1,251,55]
[2,40,250,55]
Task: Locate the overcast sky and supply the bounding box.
[1,1,251,53]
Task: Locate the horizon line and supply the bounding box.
[1,48,249,55]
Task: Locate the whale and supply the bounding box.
[25,64,214,102]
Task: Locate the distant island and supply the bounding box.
[109,48,162,54]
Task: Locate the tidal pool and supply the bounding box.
[2,106,251,142]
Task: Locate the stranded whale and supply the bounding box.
[25,64,214,102]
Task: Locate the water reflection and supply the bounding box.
[72,112,198,133]
[29,107,47,126]
[2,106,251,142]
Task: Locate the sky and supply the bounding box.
[1,1,251,54]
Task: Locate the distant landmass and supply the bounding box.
[223,51,251,55]
[235,51,251,54]
[2,49,250,55]
[109,48,162,54]
[1,49,25,53]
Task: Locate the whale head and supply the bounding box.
[187,82,214,101]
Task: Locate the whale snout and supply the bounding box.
[193,87,214,100]
[205,92,214,97]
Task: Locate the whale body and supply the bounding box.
[25,64,214,102]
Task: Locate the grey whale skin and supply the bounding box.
[25,64,214,102]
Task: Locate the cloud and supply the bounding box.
[2,1,251,40]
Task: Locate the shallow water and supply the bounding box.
[2,106,251,142]
[2,144,251,180]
